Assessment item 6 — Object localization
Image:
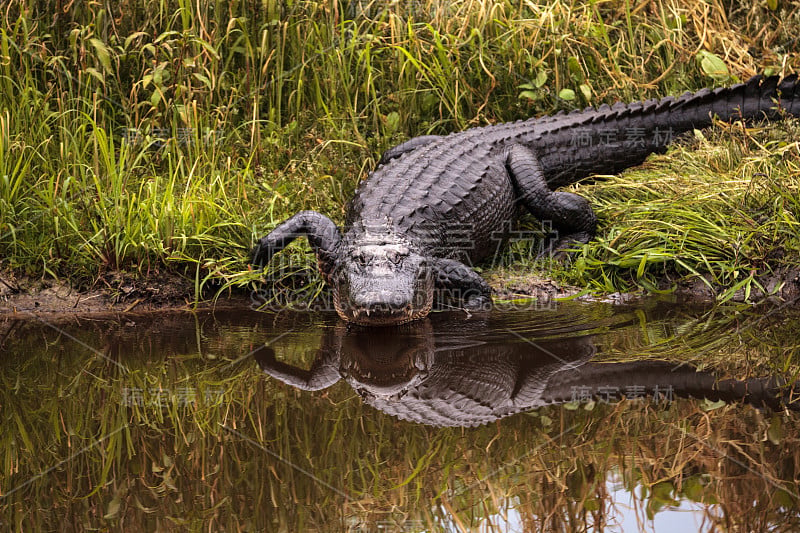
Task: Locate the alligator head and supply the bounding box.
[339,319,435,399]
[332,229,435,326]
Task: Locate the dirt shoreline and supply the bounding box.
[0,270,249,316]
[2,268,800,317]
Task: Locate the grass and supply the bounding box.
[0,0,799,303]
[548,119,800,299]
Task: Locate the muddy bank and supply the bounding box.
[2,267,800,317]
[669,268,800,305]
[488,267,800,307]
[1,269,588,316]
[0,270,251,316]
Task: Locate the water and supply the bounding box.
[1,299,798,531]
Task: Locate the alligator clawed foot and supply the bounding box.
[463,294,493,312]
[536,232,591,263]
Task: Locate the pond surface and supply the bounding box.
[1,299,799,531]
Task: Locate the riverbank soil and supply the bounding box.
[3,266,799,316]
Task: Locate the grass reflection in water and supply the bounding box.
[1,300,799,531]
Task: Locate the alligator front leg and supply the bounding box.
[252,210,342,282]
[252,345,342,391]
[506,145,597,256]
[429,257,493,311]
[252,322,346,390]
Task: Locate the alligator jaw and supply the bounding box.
[350,303,419,326]
[335,297,434,326]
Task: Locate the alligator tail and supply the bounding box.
[652,74,800,126]
[541,361,798,411]
[534,74,800,187]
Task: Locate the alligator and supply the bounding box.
[252,75,800,326]
[254,315,799,427]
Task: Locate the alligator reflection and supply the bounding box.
[254,315,798,427]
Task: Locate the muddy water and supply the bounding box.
[1,299,799,531]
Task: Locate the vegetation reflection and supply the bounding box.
[0,302,798,530]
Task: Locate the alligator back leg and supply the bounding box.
[378,135,442,165]
[506,144,597,255]
[252,210,342,282]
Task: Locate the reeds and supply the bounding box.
[1,0,799,299]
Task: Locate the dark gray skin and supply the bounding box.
[252,75,800,326]
[254,318,799,427]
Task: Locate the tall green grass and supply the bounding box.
[557,120,800,300]
[1,0,799,299]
